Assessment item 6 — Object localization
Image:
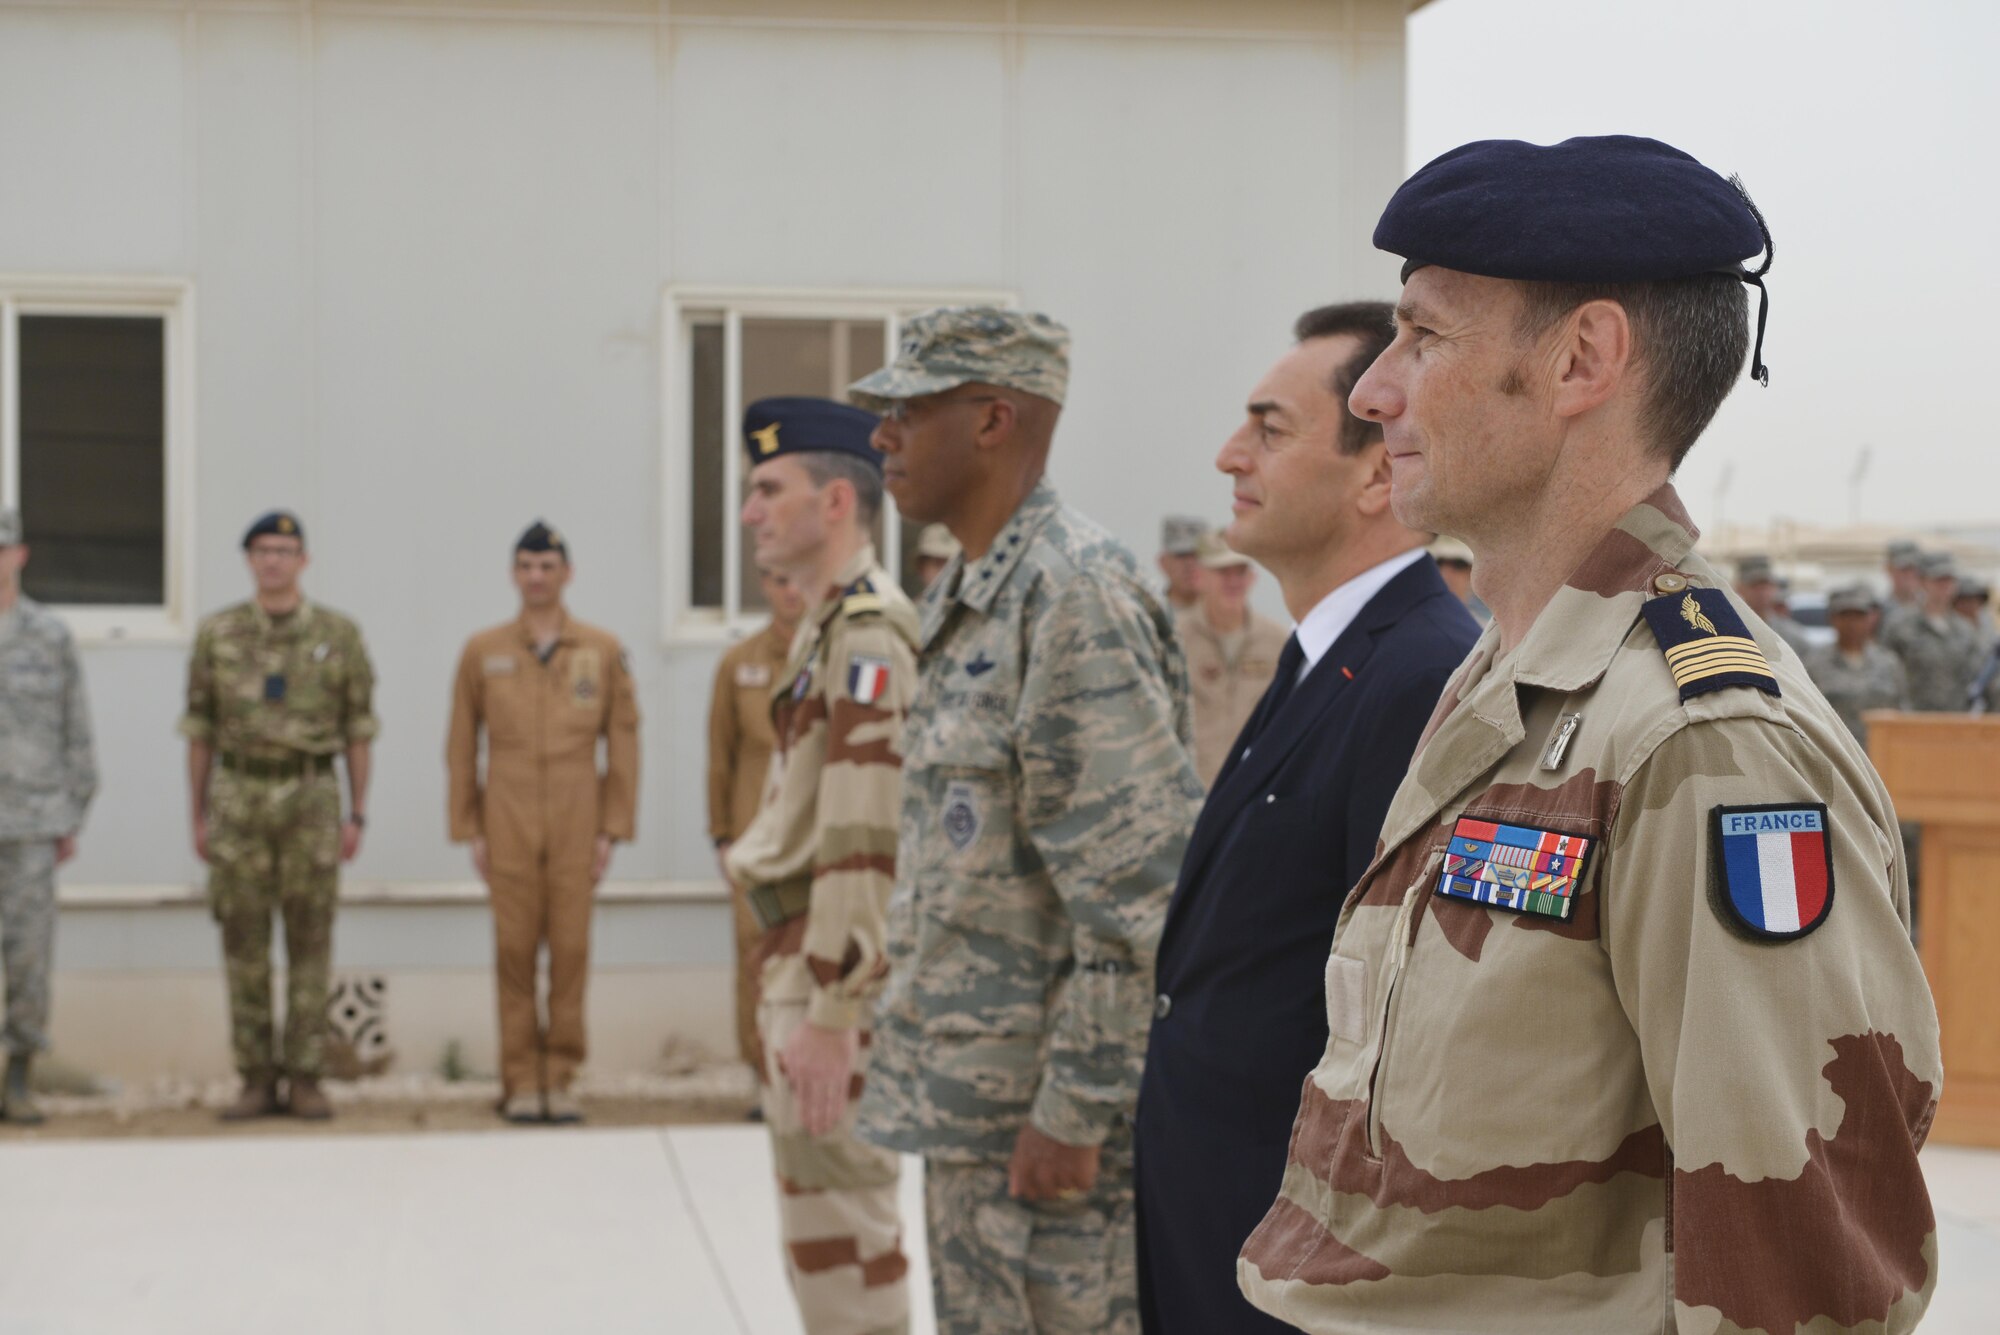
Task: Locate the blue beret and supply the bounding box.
[515,520,568,558]
[242,510,305,548]
[1378,135,1775,381]
[743,397,882,472]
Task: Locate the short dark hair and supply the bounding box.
[797,451,883,526]
[1294,301,1395,454]
[1513,272,1748,472]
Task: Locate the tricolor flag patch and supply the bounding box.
[1436,816,1594,921]
[1711,803,1835,941]
[848,655,893,706]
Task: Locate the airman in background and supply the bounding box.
[181,511,375,1122]
[1733,553,1813,658]
[1881,540,1923,641]
[725,396,917,1334]
[1157,516,1207,619]
[1427,535,1490,624]
[707,565,809,1077]
[0,508,97,1124]
[912,523,961,593]
[447,522,640,1125]
[1805,584,1908,747]
[1181,531,1286,787]
[852,307,1203,1335]
[1953,575,1994,649]
[1884,550,1981,711]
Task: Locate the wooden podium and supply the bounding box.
[1868,712,2000,1146]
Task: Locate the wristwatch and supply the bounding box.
[347,813,366,827]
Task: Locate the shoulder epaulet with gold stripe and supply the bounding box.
[1640,579,1780,702]
[838,576,885,618]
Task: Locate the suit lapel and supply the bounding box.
[1161,560,1448,960]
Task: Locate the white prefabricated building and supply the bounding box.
[0,0,1417,1081]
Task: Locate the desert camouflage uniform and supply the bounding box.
[1805,640,1909,748]
[709,619,790,1070]
[0,598,96,1056]
[181,600,376,1082]
[855,482,1205,1335]
[726,546,918,1335]
[1884,610,1981,712]
[1181,601,1288,788]
[1238,486,1940,1334]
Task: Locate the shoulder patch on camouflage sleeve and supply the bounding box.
[847,654,893,706]
[1640,586,1780,702]
[1710,803,1835,941]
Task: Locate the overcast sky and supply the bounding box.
[1407,0,1996,534]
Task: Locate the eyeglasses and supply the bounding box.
[879,393,998,425]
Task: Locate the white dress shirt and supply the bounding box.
[1292,547,1429,682]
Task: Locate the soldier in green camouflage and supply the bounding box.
[1239,137,1940,1334]
[181,511,377,1121]
[849,308,1205,1334]
[0,508,97,1124]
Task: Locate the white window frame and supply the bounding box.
[661,285,1013,645]
[0,275,195,645]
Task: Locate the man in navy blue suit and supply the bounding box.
[1134,302,1481,1333]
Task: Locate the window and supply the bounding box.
[0,279,192,641]
[663,288,1011,640]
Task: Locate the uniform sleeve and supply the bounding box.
[598,641,640,842]
[802,619,915,1030]
[59,628,97,825]
[1016,574,1202,1147]
[177,621,216,741]
[445,645,485,843]
[707,651,739,844]
[341,624,381,744]
[1605,717,1940,1334]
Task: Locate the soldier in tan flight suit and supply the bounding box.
[725,397,917,1335]
[708,565,808,1075]
[1181,531,1287,787]
[1238,136,1941,1334]
[448,522,640,1124]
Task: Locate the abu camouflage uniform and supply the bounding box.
[1805,639,1909,748]
[855,482,1205,1335]
[0,596,97,1056]
[1884,610,1981,712]
[181,600,376,1082]
[1237,486,1941,1334]
[726,546,919,1335]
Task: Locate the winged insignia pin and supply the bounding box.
[1680,592,1716,636]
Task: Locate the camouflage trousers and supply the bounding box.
[922,1146,1138,1335]
[206,768,340,1081]
[758,941,909,1335]
[0,840,57,1056]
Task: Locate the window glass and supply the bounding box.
[17,314,166,605]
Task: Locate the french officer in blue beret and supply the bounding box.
[1235,137,1941,1335]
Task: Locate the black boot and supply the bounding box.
[4,1053,43,1125]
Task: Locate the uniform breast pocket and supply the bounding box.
[917,731,1016,875]
[1,659,61,702]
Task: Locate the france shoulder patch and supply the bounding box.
[1640,586,1779,703]
[1710,803,1835,941]
[848,655,893,706]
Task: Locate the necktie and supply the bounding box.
[1240,634,1306,753]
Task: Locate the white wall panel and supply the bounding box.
[666,25,1008,288]
[0,8,188,272]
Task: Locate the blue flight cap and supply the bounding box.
[242,510,305,549]
[742,397,883,472]
[1376,135,1776,383]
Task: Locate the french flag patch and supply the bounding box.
[848,655,893,706]
[1711,803,1835,941]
